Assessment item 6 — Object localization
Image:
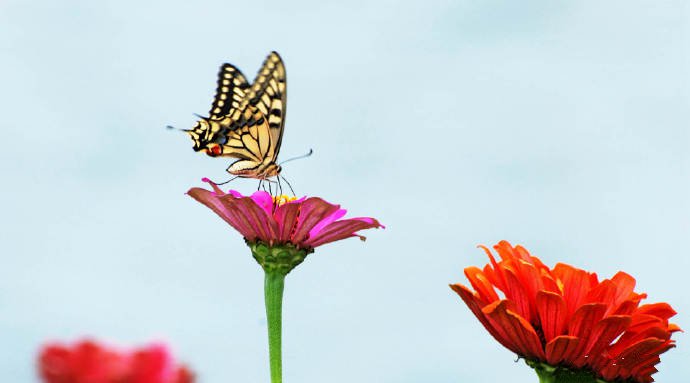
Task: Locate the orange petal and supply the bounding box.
[613,338,666,376]
[536,290,567,342]
[568,303,607,337]
[479,245,507,292]
[567,303,607,362]
[493,240,518,262]
[553,263,594,318]
[545,335,580,365]
[483,300,546,360]
[586,272,636,316]
[464,267,499,304]
[636,302,678,321]
[502,268,535,323]
[575,315,631,368]
[450,285,519,354]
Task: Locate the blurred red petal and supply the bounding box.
[37,340,194,383]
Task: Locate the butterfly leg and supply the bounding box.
[209,175,239,186]
[280,175,296,196]
[276,176,283,197]
[260,181,271,193]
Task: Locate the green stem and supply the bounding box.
[535,368,557,383]
[264,270,286,383]
[249,242,311,383]
[526,360,604,383]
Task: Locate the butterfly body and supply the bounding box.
[185,52,287,180]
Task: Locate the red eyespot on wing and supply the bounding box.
[211,146,222,156]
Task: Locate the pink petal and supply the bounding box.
[228,190,244,198]
[248,191,274,217]
[304,217,383,248]
[225,196,279,243]
[273,202,301,242]
[202,178,227,196]
[188,188,279,243]
[308,208,347,238]
[290,197,341,244]
[347,216,385,228]
[187,187,260,240]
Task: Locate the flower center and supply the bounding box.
[273,195,297,206]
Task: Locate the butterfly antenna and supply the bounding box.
[166,125,191,132]
[279,149,313,165]
[280,175,296,196]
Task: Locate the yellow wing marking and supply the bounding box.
[187,52,287,179]
[219,106,275,165]
[231,52,287,154]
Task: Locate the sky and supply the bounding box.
[0,0,688,382]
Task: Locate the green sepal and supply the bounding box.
[525,360,610,383]
[248,241,312,275]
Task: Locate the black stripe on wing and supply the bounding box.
[236,52,287,153]
[209,63,249,119]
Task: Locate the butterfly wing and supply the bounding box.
[187,52,287,178]
[185,64,249,151]
[209,63,249,120]
[223,106,278,177]
[233,51,287,157]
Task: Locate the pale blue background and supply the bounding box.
[0,1,687,382]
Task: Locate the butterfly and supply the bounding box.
[184,52,287,180]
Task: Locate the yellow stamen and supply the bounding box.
[273,195,297,206]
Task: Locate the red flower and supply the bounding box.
[450,241,680,383]
[38,340,194,383]
[187,179,383,250]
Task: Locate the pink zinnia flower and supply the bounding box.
[187,179,383,251]
[451,241,680,383]
[187,179,382,383]
[38,339,194,383]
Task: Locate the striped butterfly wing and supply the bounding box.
[185,63,249,151]
[222,105,277,177]
[187,52,287,178]
[231,51,287,158]
[209,63,249,120]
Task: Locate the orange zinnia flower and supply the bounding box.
[451,241,679,383]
